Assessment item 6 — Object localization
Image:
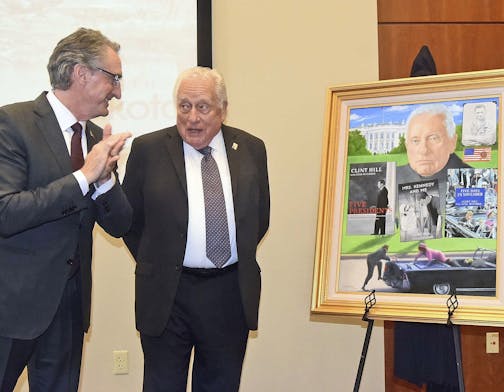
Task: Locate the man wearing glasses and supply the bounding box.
[0,28,132,391]
[123,67,270,392]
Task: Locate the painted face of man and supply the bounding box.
[475,106,486,121]
[176,76,226,150]
[405,113,457,177]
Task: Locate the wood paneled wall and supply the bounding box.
[378,1,504,391]
[378,0,504,79]
[385,323,504,391]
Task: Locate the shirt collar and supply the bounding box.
[208,129,225,152]
[183,129,225,154]
[46,90,84,132]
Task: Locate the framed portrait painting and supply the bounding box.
[311,69,504,325]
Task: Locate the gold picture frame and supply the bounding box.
[311,69,504,325]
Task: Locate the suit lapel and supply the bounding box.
[85,124,99,152]
[33,93,91,222]
[163,125,242,220]
[33,93,73,173]
[164,127,188,195]
[222,125,242,219]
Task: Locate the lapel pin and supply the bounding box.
[232,142,238,151]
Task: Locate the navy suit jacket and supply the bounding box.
[123,124,270,335]
[0,92,132,339]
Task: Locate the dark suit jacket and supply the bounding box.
[0,92,132,339]
[427,195,440,225]
[123,124,270,335]
[376,186,388,216]
[367,247,390,263]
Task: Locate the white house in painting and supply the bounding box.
[351,122,406,154]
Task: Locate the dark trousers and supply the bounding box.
[374,215,386,235]
[141,265,249,392]
[0,272,83,392]
[363,258,382,287]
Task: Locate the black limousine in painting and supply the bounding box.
[382,248,496,295]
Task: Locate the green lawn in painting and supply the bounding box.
[340,151,497,256]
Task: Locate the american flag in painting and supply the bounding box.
[463,147,492,162]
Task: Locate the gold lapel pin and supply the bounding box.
[232,142,238,150]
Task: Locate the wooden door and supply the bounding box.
[378,0,504,79]
[378,1,504,390]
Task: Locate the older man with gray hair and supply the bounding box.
[396,104,470,238]
[123,66,270,392]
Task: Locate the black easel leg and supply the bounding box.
[353,319,374,392]
[452,325,465,392]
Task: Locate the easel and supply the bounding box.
[446,290,465,392]
[353,290,376,392]
[353,289,465,392]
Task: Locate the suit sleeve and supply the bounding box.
[80,121,131,238]
[122,138,145,258]
[0,110,86,237]
[256,138,270,243]
[93,176,133,238]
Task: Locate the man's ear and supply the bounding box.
[220,101,228,123]
[73,64,90,86]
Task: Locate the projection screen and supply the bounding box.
[0,0,208,171]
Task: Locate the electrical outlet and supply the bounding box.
[486,332,499,354]
[113,350,129,374]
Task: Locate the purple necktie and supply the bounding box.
[70,122,84,171]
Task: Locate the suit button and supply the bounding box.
[175,265,181,271]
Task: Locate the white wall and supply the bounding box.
[212,2,383,391]
[14,1,384,391]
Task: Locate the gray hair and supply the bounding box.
[173,66,228,110]
[405,103,456,138]
[47,27,120,90]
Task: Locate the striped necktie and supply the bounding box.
[199,146,231,268]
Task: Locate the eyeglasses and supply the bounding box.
[95,67,122,86]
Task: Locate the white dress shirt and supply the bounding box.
[46,90,114,198]
[182,130,238,268]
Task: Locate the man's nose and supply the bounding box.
[416,139,429,153]
[188,108,200,122]
[113,84,122,99]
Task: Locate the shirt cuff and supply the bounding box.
[73,170,90,196]
[73,171,116,200]
[92,175,116,200]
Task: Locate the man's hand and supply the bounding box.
[80,124,132,185]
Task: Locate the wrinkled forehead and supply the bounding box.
[178,76,216,98]
[408,113,446,135]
